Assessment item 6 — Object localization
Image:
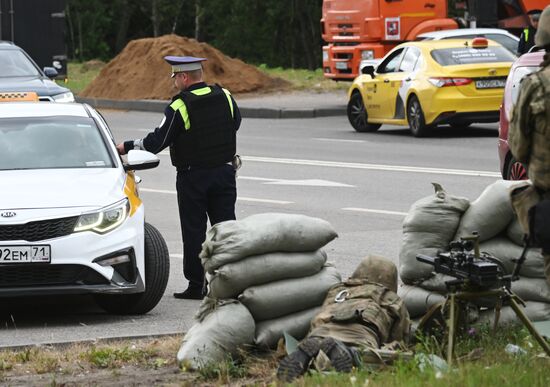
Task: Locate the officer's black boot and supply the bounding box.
[277,336,323,382]
[173,283,205,300]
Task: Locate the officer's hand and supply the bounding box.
[116,143,127,155]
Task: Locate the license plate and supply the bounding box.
[0,245,51,263]
[335,62,348,70]
[475,79,506,89]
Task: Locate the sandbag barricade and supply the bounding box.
[398,180,550,324]
[176,298,255,370]
[198,213,341,352]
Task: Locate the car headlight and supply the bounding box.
[52,91,75,103]
[74,199,130,234]
[361,50,374,60]
[322,50,329,62]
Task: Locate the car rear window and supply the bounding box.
[431,46,516,66]
[0,116,115,170]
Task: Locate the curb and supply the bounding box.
[76,97,346,119]
[0,331,184,351]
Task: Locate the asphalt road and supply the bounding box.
[0,111,503,347]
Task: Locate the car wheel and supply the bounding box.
[504,156,528,181]
[407,95,431,137]
[347,92,381,132]
[95,222,170,315]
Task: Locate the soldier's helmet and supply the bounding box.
[535,6,550,48]
[350,255,398,293]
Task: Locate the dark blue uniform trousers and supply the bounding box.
[176,164,236,291]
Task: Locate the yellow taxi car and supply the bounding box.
[347,38,516,137]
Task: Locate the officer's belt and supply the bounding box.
[177,161,233,171]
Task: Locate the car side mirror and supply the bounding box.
[361,65,375,78]
[124,150,160,171]
[43,67,58,79]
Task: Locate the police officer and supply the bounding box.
[509,6,550,285]
[518,9,542,55]
[116,56,241,299]
[277,255,410,382]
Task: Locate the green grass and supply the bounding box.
[258,64,349,92]
[57,61,348,96]
[56,61,105,95]
[296,325,550,387]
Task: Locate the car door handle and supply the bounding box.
[383,79,390,83]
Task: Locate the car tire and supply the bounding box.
[347,92,381,132]
[407,95,431,137]
[95,222,170,315]
[504,155,528,181]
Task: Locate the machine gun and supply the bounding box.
[416,233,550,364]
[416,234,505,290]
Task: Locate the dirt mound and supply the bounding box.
[80,34,289,100]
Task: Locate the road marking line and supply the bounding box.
[238,176,353,187]
[170,254,183,259]
[139,188,293,204]
[313,137,366,143]
[342,207,408,216]
[241,156,501,177]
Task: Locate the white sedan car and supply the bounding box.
[0,102,169,314]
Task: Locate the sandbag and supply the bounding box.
[418,273,455,292]
[254,306,321,349]
[239,266,341,321]
[477,301,550,326]
[176,299,255,370]
[398,285,446,318]
[506,218,525,246]
[479,237,546,278]
[399,183,469,284]
[208,249,327,299]
[511,278,550,303]
[200,213,338,273]
[455,180,520,242]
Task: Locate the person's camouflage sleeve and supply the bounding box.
[509,75,544,164]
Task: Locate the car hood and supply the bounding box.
[0,169,125,212]
[0,76,70,97]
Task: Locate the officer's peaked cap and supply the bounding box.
[165,56,206,77]
[535,6,550,48]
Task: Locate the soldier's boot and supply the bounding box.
[319,337,354,372]
[277,336,323,382]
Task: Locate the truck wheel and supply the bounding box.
[95,223,170,315]
[407,95,431,137]
[347,92,381,132]
[504,155,528,181]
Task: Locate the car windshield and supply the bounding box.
[431,46,516,66]
[0,49,41,77]
[0,116,115,170]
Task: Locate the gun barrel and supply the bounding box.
[416,254,436,265]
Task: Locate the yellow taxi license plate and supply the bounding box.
[475,79,506,89]
[0,245,51,263]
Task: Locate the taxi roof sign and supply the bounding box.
[472,37,489,49]
[0,92,39,102]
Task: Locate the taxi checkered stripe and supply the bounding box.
[0,92,31,99]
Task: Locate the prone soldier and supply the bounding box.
[277,255,410,382]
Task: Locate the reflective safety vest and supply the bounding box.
[524,27,529,42]
[169,85,236,169]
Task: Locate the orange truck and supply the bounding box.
[321,0,549,81]
[321,0,458,81]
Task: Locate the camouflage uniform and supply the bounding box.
[509,6,550,284]
[277,255,410,382]
[309,278,410,349]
